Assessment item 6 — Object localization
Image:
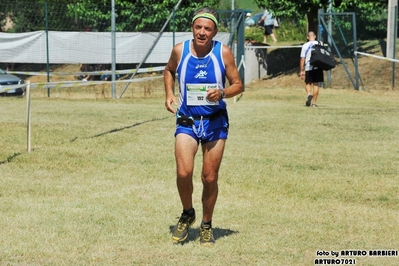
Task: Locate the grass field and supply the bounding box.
[1,84,398,265]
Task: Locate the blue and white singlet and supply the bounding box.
[176,39,227,117]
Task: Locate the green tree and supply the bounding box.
[49,0,221,32]
[1,0,220,32]
[252,0,387,35]
[252,0,328,32]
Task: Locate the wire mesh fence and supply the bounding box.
[1,1,240,33]
[2,1,397,95]
[1,1,247,98]
[319,11,399,91]
[1,1,185,32]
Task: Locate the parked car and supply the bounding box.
[0,68,25,97]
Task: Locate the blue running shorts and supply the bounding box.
[175,112,229,143]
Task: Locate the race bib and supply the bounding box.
[186,83,219,106]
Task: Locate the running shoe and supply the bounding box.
[199,224,215,246]
[306,95,313,106]
[172,211,196,243]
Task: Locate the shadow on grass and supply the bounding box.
[264,38,388,80]
[0,152,21,164]
[264,44,302,78]
[168,225,239,245]
[70,116,170,141]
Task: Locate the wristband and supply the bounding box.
[219,89,225,99]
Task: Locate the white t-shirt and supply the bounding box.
[244,18,255,27]
[263,10,274,26]
[300,40,319,71]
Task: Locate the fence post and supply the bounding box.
[45,2,51,97]
[111,0,116,98]
[26,81,32,153]
[392,4,398,89]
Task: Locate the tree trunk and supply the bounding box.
[306,7,320,34]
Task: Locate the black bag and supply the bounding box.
[310,42,336,71]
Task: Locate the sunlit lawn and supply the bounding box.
[1,85,398,265]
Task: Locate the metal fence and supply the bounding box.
[1,1,245,33]
[1,1,248,98]
[319,9,399,91]
[1,1,185,32]
[1,1,246,67]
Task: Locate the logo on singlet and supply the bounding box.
[194,70,208,79]
[196,64,207,69]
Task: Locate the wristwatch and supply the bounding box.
[219,89,225,99]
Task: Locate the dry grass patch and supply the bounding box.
[1,83,398,265]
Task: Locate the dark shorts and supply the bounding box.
[175,111,229,144]
[305,68,324,83]
[264,25,274,35]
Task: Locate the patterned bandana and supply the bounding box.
[192,13,218,27]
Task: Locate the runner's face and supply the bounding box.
[192,17,218,47]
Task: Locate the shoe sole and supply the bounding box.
[172,218,196,243]
[200,242,215,247]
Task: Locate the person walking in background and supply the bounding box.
[258,9,277,43]
[244,13,255,28]
[163,6,243,246]
[299,31,323,107]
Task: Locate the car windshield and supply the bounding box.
[0,68,7,74]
